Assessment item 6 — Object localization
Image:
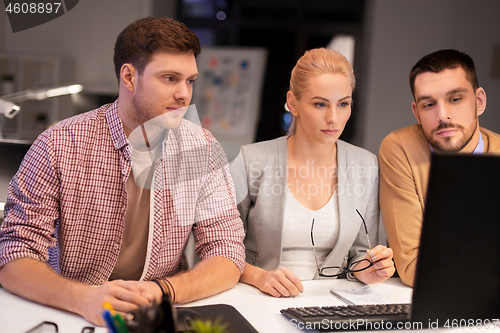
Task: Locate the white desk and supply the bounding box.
[0,287,108,333]
[0,278,411,333]
[181,278,412,333]
[4,278,498,333]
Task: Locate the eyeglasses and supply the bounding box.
[311,209,373,277]
[24,321,95,333]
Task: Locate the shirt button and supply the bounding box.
[114,244,119,249]
[122,169,127,175]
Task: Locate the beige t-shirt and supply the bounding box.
[109,128,166,281]
[108,172,150,281]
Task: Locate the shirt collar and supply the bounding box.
[429,131,484,154]
[106,99,132,158]
[472,131,484,154]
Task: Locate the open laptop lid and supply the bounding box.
[411,153,500,325]
[0,140,32,210]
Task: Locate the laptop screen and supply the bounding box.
[411,153,500,325]
[0,140,32,204]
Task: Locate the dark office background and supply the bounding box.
[1,0,500,153]
[175,0,366,144]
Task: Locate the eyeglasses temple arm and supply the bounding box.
[310,219,315,246]
[356,209,372,250]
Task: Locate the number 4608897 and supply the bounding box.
[5,3,62,14]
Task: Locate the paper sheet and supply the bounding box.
[330,285,393,305]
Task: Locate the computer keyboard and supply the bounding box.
[281,303,411,331]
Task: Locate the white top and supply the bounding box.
[281,186,340,280]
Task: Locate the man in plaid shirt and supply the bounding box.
[0,17,245,326]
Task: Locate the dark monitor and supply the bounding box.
[0,140,32,204]
[411,153,500,325]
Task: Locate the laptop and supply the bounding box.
[0,140,32,219]
[281,153,500,330]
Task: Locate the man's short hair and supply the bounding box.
[113,17,201,81]
[409,49,479,98]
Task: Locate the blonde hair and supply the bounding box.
[287,48,355,135]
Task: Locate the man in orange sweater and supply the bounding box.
[378,49,500,287]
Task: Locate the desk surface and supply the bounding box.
[182,278,412,332]
[0,286,107,333]
[2,278,499,332]
[1,278,412,333]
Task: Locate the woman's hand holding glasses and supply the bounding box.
[352,245,395,284]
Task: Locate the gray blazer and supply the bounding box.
[230,136,380,279]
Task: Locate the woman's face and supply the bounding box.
[289,73,352,146]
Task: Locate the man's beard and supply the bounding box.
[426,117,478,152]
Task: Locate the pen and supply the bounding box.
[103,302,115,314]
[103,302,130,333]
[113,313,130,333]
[103,309,118,333]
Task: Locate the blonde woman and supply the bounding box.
[230,48,395,297]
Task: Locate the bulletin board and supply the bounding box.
[192,47,267,147]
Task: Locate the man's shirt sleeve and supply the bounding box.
[378,133,423,287]
[192,133,245,273]
[0,132,60,268]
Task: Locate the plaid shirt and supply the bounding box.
[0,101,245,286]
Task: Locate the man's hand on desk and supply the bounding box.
[0,257,241,327]
[110,279,164,304]
[75,280,151,326]
[0,258,155,327]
